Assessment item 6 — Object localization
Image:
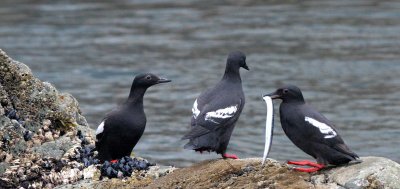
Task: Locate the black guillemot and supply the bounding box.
[95,73,171,161]
[264,85,359,172]
[182,51,249,159]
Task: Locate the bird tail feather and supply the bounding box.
[334,144,359,160]
[184,141,195,150]
[181,126,211,140]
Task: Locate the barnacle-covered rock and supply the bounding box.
[0,49,174,189]
[0,49,94,188]
[0,49,87,129]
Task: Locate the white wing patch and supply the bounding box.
[96,121,105,135]
[192,99,200,119]
[205,105,238,124]
[305,117,337,139]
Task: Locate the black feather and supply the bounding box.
[95,73,170,161]
[271,85,359,166]
[182,51,248,155]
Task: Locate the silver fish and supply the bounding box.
[262,95,274,165]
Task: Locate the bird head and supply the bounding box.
[264,85,305,103]
[133,73,171,87]
[227,51,249,71]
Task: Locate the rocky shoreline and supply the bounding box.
[1,49,399,189]
[0,49,176,188]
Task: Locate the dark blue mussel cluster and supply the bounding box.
[100,156,154,178]
[75,130,100,167]
[75,130,154,179]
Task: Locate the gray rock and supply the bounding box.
[324,156,400,189]
[0,49,95,188]
[32,135,80,159]
[146,165,177,179]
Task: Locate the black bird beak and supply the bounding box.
[263,91,280,99]
[242,62,250,70]
[157,78,171,84]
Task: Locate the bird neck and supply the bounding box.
[282,98,305,105]
[127,86,147,107]
[222,64,242,82]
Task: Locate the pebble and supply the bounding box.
[26,141,33,148]
[26,147,33,154]
[44,132,54,141]
[33,138,41,145]
[6,109,18,120]
[257,181,267,187]
[83,165,97,179]
[5,153,13,163]
[11,119,20,127]
[17,168,24,177]
[21,181,30,188]
[242,166,255,174]
[117,171,124,178]
[37,129,43,136]
[23,130,33,141]
[53,130,60,139]
[42,125,49,132]
[42,119,51,130]
[0,151,6,159]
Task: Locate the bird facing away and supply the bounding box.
[95,73,171,161]
[264,85,359,172]
[182,51,249,159]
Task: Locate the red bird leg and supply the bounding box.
[293,166,323,173]
[287,160,324,168]
[110,159,118,163]
[287,160,325,172]
[222,153,238,159]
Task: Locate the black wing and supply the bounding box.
[95,107,120,153]
[300,105,358,158]
[182,97,243,139]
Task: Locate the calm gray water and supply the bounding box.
[1,0,399,167]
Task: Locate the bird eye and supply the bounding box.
[283,89,289,94]
[146,75,151,80]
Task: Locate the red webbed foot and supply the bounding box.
[287,160,324,172]
[110,159,118,163]
[222,153,238,159]
[293,166,323,172]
